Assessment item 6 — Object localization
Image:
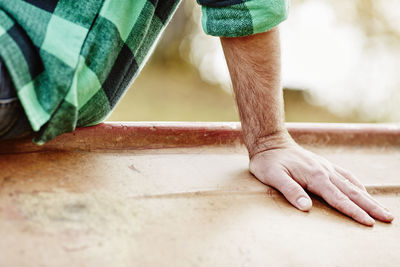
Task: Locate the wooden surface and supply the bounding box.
[0,122,399,266]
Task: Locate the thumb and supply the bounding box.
[266,171,312,211]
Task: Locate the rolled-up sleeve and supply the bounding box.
[197,0,289,37]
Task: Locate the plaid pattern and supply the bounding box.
[0,0,288,144]
[0,0,180,143]
[199,0,290,37]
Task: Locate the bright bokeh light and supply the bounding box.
[185,0,400,122]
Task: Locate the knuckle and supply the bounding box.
[332,195,349,209]
[347,208,359,219]
[369,205,382,216]
[307,175,329,191]
[310,169,327,179]
[279,181,303,198]
[280,181,298,195]
[338,202,357,217]
[338,167,350,176]
[335,192,348,202]
[347,188,361,199]
[285,185,300,196]
[345,170,356,178]
[341,168,359,181]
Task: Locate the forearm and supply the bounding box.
[221,27,393,226]
[220,28,289,158]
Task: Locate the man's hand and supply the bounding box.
[249,131,394,226]
[220,28,394,226]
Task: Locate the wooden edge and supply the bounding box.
[1,122,400,153]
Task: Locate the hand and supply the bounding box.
[249,133,394,226]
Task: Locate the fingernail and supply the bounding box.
[365,216,375,226]
[381,207,394,221]
[297,197,312,211]
[385,212,394,221]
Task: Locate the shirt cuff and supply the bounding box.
[199,0,290,37]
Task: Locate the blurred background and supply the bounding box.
[107,0,400,123]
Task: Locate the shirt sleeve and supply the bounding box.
[197,0,290,37]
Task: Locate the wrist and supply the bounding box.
[247,129,296,159]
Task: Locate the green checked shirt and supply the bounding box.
[0,0,289,144]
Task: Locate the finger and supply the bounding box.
[330,175,394,223]
[334,166,391,212]
[264,171,312,211]
[334,165,366,192]
[309,179,375,226]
